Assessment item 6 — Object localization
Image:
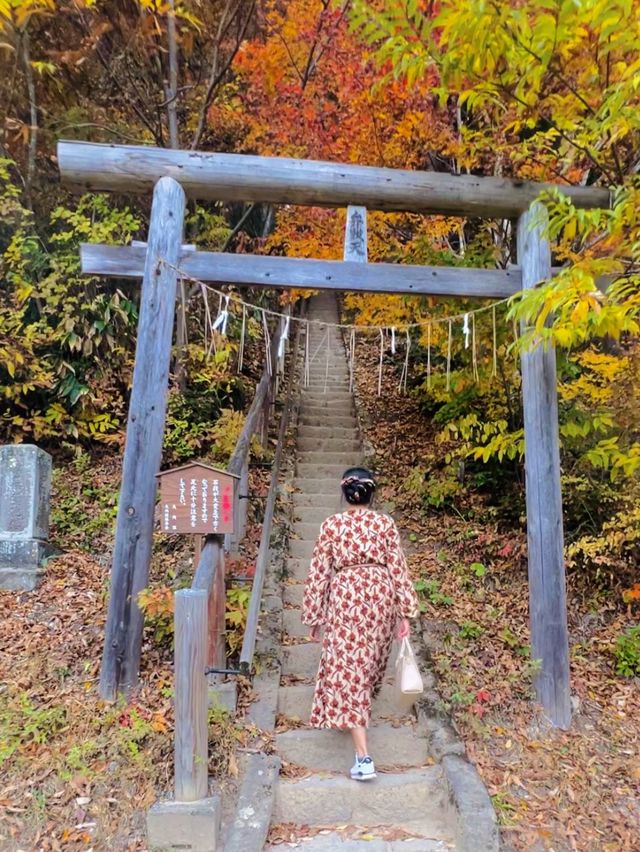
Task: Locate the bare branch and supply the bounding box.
[20,29,37,207]
[166,0,179,148]
[191,0,255,150]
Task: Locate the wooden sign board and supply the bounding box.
[344,205,368,263]
[156,463,239,535]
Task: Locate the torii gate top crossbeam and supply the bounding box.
[57,141,611,219]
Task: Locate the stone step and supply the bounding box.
[292,492,342,509]
[277,682,416,722]
[299,413,357,427]
[288,539,317,560]
[303,387,350,395]
[284,557,310,582]
[294,477,343,495]
[298,411,357,424]
[302,372,348,381]
[298,421,357,433]
[304,374,350,382]
[304,355,346,363]
[292,506,340,525]
[296,426,359,440]
[283,582,304,606]
[297,437,361,453]
[299,405,355,417]
[304,375,350,383]
[305,362,346,370]
[273,766,451,833]
[282,641,321,677]
[303,384,349,392]
[299,395,353,405]
[291,521,325,540]
[276,724,429,773]
[303,375,350,383]
[297,463,350,478]
[302,393,354,404]
[283,607,310,637]
[297,451,363,466]
[301,386,352,395]
[265,834,451,851]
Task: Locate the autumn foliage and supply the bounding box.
[1,0,639,849]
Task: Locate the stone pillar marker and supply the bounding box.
[0,444,54,591]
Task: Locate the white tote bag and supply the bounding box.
[394,637,424,698]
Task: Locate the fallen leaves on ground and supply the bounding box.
[275,713,307,732]
[0,550,174,851]
[0,450,267,850]
[267,821,431,846]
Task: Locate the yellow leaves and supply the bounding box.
[0,0,54,31]
[150,712,169,733]
[570,298,591,325]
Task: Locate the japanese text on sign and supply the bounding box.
[158,464,236,535]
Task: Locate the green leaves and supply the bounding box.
[0,163,141,443]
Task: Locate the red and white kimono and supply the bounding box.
[302,508,419,729]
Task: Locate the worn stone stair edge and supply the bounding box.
[223,753,282,852]
[442,755,500,852]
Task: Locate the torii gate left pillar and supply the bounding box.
[99,177,186,700]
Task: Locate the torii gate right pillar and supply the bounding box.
[518,203,571,729]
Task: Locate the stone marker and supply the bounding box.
[0,444,54,591]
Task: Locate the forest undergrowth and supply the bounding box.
[0,446,274,850]
[0,329,275,850]
[352,337,639,851]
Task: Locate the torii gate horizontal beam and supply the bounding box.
[58,141,611,219]
[80,243,521,298]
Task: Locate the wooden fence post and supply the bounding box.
[208,542,226,671]
[99,176,186,700]
[517,202,571,729]
[237,458,250,545]
[174,589,208,801]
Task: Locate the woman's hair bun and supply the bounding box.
[341,467,376,506]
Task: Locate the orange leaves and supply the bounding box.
[137,585,174,619]
[231,0,448,167]
[622,583,640,604]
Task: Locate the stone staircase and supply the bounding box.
[266,294,458,851]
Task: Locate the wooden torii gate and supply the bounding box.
[57,141,611,729]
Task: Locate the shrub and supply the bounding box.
[614,626,640,678]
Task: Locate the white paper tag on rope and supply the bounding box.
[344,206,368,263]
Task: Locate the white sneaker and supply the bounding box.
[350,753,377,781]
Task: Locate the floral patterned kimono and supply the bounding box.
[302,508,419,729]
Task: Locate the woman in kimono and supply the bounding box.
[302,467,419,781]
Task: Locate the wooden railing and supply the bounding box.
[172,306,299,802]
